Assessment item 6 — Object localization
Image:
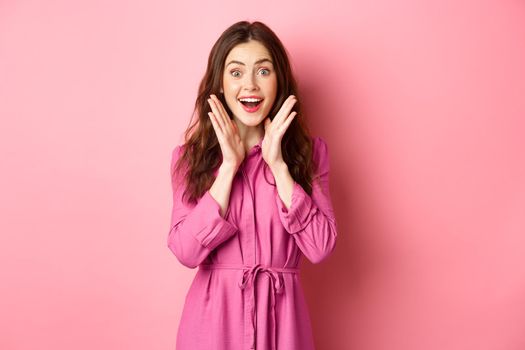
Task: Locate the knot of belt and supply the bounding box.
[239,264,284,350]
[200,263,299,350]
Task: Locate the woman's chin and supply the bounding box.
[238,117,264,127]
[234,115,266,128]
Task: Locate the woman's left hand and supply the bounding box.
[261,95,298,170]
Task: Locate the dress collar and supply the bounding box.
[247,137,263,157]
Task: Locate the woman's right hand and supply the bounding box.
[207,94,245,170]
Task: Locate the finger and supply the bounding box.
[211,94,233,128]
[208,98,227,133]
[208,112,224,136]
[273,95,297,126]
[210,96,232,134]
[280,111,297,133]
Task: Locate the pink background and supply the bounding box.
[1,0,525,349]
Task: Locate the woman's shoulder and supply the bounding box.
[171,142,189,160]
[309,135,331,177]
[170,143,190,174]
[311,135,329,159]
[172,141,188,152]
[312,135,327,146]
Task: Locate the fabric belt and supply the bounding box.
[200,263,300,349]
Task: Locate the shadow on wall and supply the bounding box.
[288,36,380,349]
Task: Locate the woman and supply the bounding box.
[168,20,337,350]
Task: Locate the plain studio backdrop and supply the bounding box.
[1,0,524,349]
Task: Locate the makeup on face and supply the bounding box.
[221,40,277,126]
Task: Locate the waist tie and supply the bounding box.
[200,263,300,350]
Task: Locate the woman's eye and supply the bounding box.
[259,68,270,75]
[231,70,241,77]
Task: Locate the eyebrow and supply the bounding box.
[226,58,273,67]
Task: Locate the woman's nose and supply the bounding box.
[243,74,258,90]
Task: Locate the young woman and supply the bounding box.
[168,20,338,350]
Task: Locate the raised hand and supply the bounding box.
[261,95,298,170]
[207,94,246,170]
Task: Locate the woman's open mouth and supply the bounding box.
[238,97,263,113]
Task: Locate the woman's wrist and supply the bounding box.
[269,160,288,176]
[219,161,239,177]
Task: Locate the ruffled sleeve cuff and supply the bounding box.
[185,190,239,251]
[275,181,318,234]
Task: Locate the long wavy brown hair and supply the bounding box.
[173,20,317,205]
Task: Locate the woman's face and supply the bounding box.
[221,40,277,130]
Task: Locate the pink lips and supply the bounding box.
[238,96,264,113]
[239,100,262,113]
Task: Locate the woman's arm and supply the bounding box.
[167,146,239,268]
[273,136,338,264]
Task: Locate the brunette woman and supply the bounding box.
[168,20,337,350]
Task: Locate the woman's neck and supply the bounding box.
[235,121,264,152]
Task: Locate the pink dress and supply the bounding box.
[167,136,338,350]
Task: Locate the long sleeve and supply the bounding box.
[275,136,338,264]
[167,145,239,269]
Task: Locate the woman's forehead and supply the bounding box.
[224,41,272,66]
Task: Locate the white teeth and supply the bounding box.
[239,98,262,103]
